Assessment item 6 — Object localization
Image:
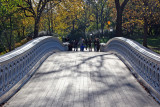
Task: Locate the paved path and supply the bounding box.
[3,52,159,107]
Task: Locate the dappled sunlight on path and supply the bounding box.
[4,52,159,107]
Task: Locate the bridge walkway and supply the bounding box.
[3,52,159,107]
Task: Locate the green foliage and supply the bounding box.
[0,0,34,53]
[135,37,160,54]
[0,0,160,55]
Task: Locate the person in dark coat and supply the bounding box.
[88,38,92,52]
[97,38,100,52]
[68,40,73,51]
[74,39,78,51]
[85,38,88,50]
[73,40,75,51]
[94,38,97,52]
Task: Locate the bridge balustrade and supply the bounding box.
[0,36,66,104]
[102,37,160,101]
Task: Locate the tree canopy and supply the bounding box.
[0,0,160,54]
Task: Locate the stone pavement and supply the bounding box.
[3,52,159,107]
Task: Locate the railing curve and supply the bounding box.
[102,37,160,102]
[0,36,67,104]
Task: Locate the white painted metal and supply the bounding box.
[102,37,160,102]
[0,36,66,104]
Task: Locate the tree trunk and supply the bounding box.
[34,18,40,38]
[101,23,104,36]
[47,3,51,35]
[115,0,129,37]
[22,26,25,37]
[9,16,13,51]
[96,11,99,31]
[51,17,53,33]
[17,30,21,41]
[143,17,148,47]
[72,20,75,31]
[116,9,123,37]
[96,20,99,31]
[100,3,104,37]
[48,17,51,35]
[84,28,86,38]
[50,2,54,33]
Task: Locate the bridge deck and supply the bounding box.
[3,52,159,107]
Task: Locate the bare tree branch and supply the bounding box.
[121,0,129,10]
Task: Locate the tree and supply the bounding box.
[123,0,160,47]
[85,0,110,37]
[115,0,129,37]
[0,0,20,51]
[17,0,61,38]
[43,0,84,38]
[99,0,108,36]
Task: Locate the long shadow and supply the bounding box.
[22,52,159,107]
[32,53,116,79]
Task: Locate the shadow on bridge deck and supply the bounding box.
[3,52,159,107]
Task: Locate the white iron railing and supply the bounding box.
[102,37,160,101]
[0,36,66,104]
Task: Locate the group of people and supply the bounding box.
[68,38,100,52]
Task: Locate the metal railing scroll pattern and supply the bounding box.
[0,36,66,104]
[102,37,160,101]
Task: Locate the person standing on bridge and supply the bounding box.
[68,40,73,51]
[97,38,100,52]
[88,38,92,52]
[85,38,88,50]
[74,39,78,51]
[94,38,97,52]
[78,37,84,51]
[81,43,85,51]
[73,40,75,51]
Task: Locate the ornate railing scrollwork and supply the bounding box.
[0,36,66,104]
[102,37,160,102]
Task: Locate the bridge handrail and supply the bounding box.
[102,37,160,101]
[0,36,66,104]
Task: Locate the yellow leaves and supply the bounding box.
[122,19,144,31]
[123,0,160,29]
[90,14,95,21]
[50,0,85,36]
[22,17,34,26]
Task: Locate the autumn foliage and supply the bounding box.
[0,0,160,54]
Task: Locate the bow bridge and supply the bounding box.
[0,36,159,107]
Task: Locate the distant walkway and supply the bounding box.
[3,52,159,107]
